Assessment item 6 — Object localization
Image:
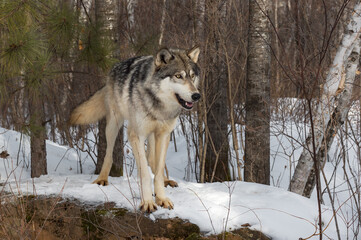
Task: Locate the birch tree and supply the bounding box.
[245,0,271,184]
[158,0,167,46]
[126,0,137,44]
[289,2,361,196]
[303,40,361,198]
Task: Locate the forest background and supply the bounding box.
[1,0,361,239]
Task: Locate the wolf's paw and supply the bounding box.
[164,179,178,188]
[140,200,158,213]
[156,197,174,210]
[92,178,109,186]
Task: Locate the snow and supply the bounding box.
[0,122,354,239]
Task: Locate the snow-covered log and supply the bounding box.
[289,2,361,196]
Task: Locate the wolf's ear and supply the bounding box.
[155,48,174,67]
[188,46,200,63]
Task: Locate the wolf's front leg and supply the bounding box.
[128,129,157,212]
[154,132,174,209]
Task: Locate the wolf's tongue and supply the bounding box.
[185,102,193,108]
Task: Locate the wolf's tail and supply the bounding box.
[69,87,107,125]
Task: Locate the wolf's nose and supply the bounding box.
[192,93,201,101]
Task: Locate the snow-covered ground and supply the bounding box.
[0,116,358,240]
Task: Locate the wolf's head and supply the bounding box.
[153,47,201,111]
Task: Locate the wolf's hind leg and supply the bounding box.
[148,134,178,188]
[164,178,178,188]
[93,112,123,186]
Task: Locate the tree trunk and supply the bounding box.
[126,0,137,44]
[289,2,361,195]
[95,0,123,177]
[204,0,230,182]
[195,0,206,183]
[244,0,271,185]
[96,119,123,177]
[303,39,361,197]
[29,94,47,178]
[158,0,167,46]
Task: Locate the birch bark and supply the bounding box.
[303,40,361,197]
[244,0,271,184]
[289,2,361,195]
[126,0,137,44]
[158,0,167,46]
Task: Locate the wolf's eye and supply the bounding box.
[175,74,182,79]
[190,73,195,78]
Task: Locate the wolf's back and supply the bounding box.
[69,87,107,125]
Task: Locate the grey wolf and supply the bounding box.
[69,47,201,212]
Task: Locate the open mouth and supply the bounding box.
[175,94,194,110]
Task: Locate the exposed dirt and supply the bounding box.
[0,196,271,240]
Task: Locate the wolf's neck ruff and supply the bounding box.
[109,48,201,121]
